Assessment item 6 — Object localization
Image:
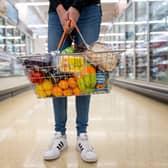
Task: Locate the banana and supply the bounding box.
[90,74,96,88]
[83,74,90,88]
[77,78,85,91]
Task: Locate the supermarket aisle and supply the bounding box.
[0,86,168,168]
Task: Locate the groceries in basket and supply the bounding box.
[24,58,110,98]
[23,53,52,69]
[59,55,84,73]
[58,46,84,73]
[86,42,119,72]
[76,63,96,94]
[95,69,111,93]
[18,16,122,98]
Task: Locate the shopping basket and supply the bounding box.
[18,20,122,98]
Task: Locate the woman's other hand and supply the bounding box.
[65,7,80,33]
[68,7,80,23]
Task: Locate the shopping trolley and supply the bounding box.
[18,20,122,98]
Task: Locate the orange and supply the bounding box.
[73,87,81,96]
[52,86,63,97]
[68,77,77,89]
[63,88,73,96]
[58,80,69,90]
[80,64,96,77]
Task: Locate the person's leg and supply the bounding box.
[48,12,71,135]
[44,12,71,160]
[74,4,102,163]
[75,5,102,136]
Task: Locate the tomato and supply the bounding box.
[29,71,44,84]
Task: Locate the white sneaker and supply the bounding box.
[76,133,97,163]
[44,132,67,160]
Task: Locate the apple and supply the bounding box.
[61,46,75,54]
[29,71,44,84]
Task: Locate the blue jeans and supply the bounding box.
[48,5,101,136]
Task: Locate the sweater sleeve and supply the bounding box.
[49,0,61,10]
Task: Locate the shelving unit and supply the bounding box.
[102,0,168,91]
[149,1,168,84]
[0,11,33,76]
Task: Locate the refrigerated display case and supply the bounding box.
[103,0,168,101]
[135,1,148,81]
[0,13,33,76]
[0,16,5,52]
[125,3,135,79]
[149,1,168,84]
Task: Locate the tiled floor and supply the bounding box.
[0,86,168,168]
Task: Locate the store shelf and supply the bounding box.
[112,79,168,103]
[102,0,168,89]
[0,76,32,101]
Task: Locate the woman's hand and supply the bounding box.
[56,5,80,33]
[65,7,80,33]
[56,4,69,29]
[67,7,80,23]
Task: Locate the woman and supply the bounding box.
[44,0,102,163]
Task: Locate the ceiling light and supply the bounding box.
[38,35,48,39]
[0,36,21,40]
[101,22,112,26]
[28,24,48,28]
[0,25,16,29]
[100,33,124,36]
[16,1,119,6]
[16,2,49,6]
[150,31,168,35]
[101,0,119,3]
[28,22,114,28]
[13,44,26,47]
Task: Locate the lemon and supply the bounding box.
[42,79,53,91]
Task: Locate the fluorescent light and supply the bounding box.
[16,1,119,6]
[13,44,26,47]
[101,0,119,3]
[99,33,124,37]
[28,22,113,28]
[0,25,16,29]
[114,21,134,25]
[135,21,147,25]
[133,0,164,2]
[104,41,125,44]
[16,2,49,6]
[38,35,48,38]
[101,22,112,26]
[136,32,147,35]
[149,19,167,24]
[150,31,168,35]
[113,20,167,25]
[126,40,134,43]
[28,24,48,28]
[135,40,146,43]
[0,36,21,40]
[135,48,147,51]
